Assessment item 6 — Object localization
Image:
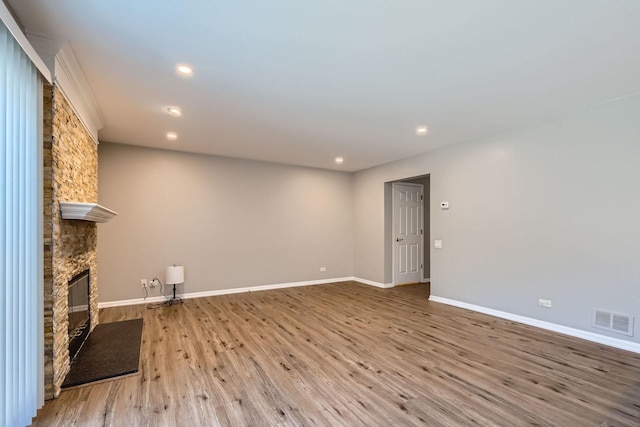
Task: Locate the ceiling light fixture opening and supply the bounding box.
[167,107,182,117]
[416,126,429,136]
[334,157,344,164]
[166,132,178,140]
[176,64,194,76]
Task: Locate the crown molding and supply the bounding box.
[26,32,104,143]
[54,44,104,143]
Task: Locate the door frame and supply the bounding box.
[391,182,424,286]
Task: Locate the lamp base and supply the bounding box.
[166,283,183,306]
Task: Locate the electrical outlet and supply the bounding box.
[320,267,326,272]
[149,279,157,288]
[538,299,552,308]
[140,279,147,288]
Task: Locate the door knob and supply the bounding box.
[396,237,403,242]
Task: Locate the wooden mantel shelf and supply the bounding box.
[59,202,118,223]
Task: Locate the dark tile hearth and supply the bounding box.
[62,319,143,389]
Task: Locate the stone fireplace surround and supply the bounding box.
[43,83,99,399]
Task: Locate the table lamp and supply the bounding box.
[165,264,184,305]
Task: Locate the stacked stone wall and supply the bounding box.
[43,84,99,399]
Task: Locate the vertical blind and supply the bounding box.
[0,18,44,427]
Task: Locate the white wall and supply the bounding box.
[354,95,640,343]
[97,143,354,303]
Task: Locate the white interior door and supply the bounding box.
[393,183,423,285]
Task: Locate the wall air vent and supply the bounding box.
[593,309,634,336]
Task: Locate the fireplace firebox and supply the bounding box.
[68,269,91,360]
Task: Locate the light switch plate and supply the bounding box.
[434,240,443,249]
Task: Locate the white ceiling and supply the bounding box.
[7,0,640,171]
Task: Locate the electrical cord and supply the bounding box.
[156,277,169,300]
[146,277,172,309]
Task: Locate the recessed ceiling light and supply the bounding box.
[176,64,194,76]
[166,132,178,140]
[416,126,429,136]
[334,157,344,164]
[167,107,182,117]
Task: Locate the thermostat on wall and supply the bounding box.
[440,201,449,209]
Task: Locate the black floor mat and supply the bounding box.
[62,318,143,388]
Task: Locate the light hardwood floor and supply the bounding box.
[32,282,640,426]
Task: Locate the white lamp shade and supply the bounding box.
[165,265,184,285]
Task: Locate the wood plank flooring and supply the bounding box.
[32,281,640,426]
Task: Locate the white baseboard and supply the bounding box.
[429,295,640,355]
[98,277,355,309]
[184,277,355,300]
[98,276,405,309]
[353,277,394,288]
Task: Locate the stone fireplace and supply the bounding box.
[43,83,100,399]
